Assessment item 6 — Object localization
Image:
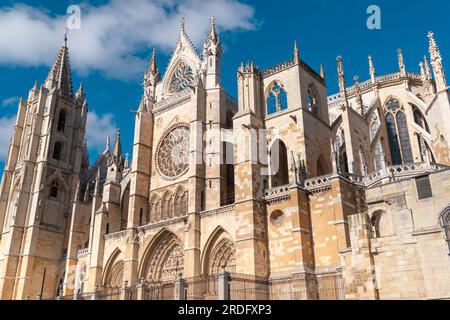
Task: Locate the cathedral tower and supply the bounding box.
[0,37,87,299]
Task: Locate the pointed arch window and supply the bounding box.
[53,142,63,160]
[168,61,194,93]
[307,84,319,114]
[57,110,67,132]
[266,81,287,115]
[385,99,413,165]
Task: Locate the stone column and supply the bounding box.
[174,275,187,300]
[91,285,101,300]
[121,280,130,300]
[218,270,230,300]
[136,278,147,300]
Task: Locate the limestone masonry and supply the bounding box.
[0,19,449,300]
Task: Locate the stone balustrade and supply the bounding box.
[262,162,449,198]
[104,230,127,242]
[77,248,89,259]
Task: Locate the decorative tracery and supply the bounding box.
[267,81,287,115]
[168,62,195,93]
[144,232,184,282]
[208,238,236,275]
[156,125,190,179]
[108,261,124,288]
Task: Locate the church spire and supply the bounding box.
[45,34,73,97]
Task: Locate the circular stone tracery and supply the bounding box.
[157,125,190,179]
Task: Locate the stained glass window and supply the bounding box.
[396,111,413,163]
[384,99,413,165]
[156,126,190,179]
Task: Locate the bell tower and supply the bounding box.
[0,37,87,300]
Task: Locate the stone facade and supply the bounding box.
[0,20,449,300]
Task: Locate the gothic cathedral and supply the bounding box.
[1,19,450,300]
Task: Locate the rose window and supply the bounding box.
[168,62,195,93]
[157,126,190,179]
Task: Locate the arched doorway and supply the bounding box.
[140,230,184,283]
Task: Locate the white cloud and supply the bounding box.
[2,96,19,107]
[0,0,256,79]
[85,110,117,154]
[0,116,16,161]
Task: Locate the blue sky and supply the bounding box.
[0,0,449,172]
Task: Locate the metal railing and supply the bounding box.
[185,275,219,300]
[227,273,345,301]
[56,272,345,301]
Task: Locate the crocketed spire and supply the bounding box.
[45,35,73,97]
[206,16,220,45]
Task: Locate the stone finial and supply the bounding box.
[423,55,432,79]
[207,16,220,45]
[180,16,185,32]
[337,56,346,93]
[427,31,446,91]
[368,55,376,82]
[294,40,299,64]
[398,48,406,75]
[354,75,360,90]
[419,62,427,82]
[320,64,325,79]
[104,135,110,153]
[428,31,441,61]
[149,48,158,76]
